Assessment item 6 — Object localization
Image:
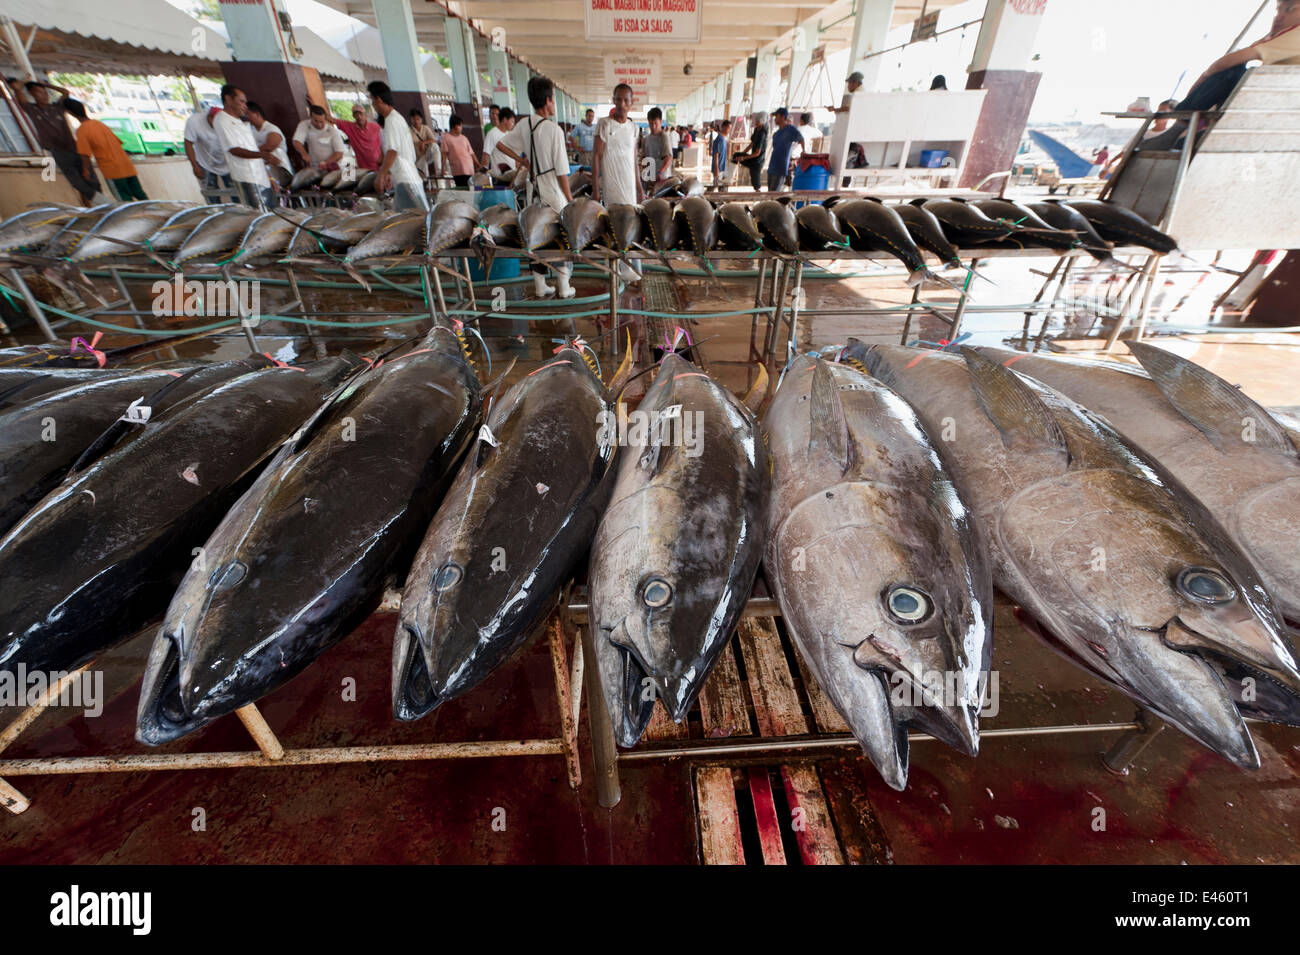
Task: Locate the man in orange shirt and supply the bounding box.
[64,99,147,201]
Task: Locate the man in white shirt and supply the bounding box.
[293,106,346,171]
[367,81,428,211]
[246,100,290,188]
[669,124,681,165]
[592,82,641,283]
[481,107,517,180]
[496,75,576,299]
[184,107,232,203]
[212,85,273,208]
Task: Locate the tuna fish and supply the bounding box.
[588,353,769,745]
[836,199,934,283]
[675,196,718,255]
[921,199,1014,244]
[1026,201,1113,260]
[764,356,993,788]
[67,201,193,264]
[147,205,234,255]
[1063,200,1178,254]
[0,206,86,255]
[426,200,479,255]
[394,346,617,718]
[717,202,764,250]
[289,168,323,191]
[751,199,800,254]
[561,197,611,252]
[794,203,849,251]
[227,209,312,266]
[173,209,263,266]
[855,343,1300,768]
[970,198,1080,253]
[607,204,643,252]
[518,204,562,252]
[890,202,962,267]
[0,357,268,535]
[977,343,1300,632]
[640,198,678,251]
[137,330,480,743]
[0,356,361,677]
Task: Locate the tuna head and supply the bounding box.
[588,354,769,742]
[766,357,991,790]
[957,349,1297,767]
[772,483,989,789]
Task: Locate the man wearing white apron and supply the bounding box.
[497,75,576,299]
[367,81,429,211]
[592,82,642,283]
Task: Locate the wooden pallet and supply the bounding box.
[668,615,890,866]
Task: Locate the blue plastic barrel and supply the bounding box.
[469,189,521,282]
[791,164,830,192]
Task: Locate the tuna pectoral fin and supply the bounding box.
[1125,341,1300,457]
[808,359,855,473]
[959,346,1071,456]
[392,623,442,721]
[70,365,211,474]
[342,263,372,293]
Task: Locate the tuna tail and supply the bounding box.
[909,268,965,293]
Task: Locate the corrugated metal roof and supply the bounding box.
[0,0,225,61]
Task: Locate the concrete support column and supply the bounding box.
[788,17,815,107]
[443,13,483,151]
[847,0,896,91]
[728,60,746,118]
[218,0,294,63]
[959,0,1048,188]
[485,42,512,108]
[754,44,778,114]
[513,60,532,117]
[368,0,429,130]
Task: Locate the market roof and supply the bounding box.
[294,26,366,85]
[0,0,227,77]
[315,0,972,103]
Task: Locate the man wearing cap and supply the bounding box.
[329,104,383,172]
[21,80,100,204]
[832,71,865,113]
[732,111,769,191]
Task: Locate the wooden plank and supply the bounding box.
[695,766,745,865]
[736,617,808,737]
[789,644,851,735]
[818,760,895,865]
[698,641,753,738]
[644,700,690,741]
[781,764,845,865]
[746,769,787,865]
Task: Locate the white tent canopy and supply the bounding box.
[295,26,365,84]
[0,0,227,72]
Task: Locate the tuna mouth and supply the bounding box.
[136,629,208,746]
[392,622,442,722]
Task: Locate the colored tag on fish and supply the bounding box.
[535,482,549,495]
[659,404,682,422]
[119,397,152,425]
[478,425,501,447]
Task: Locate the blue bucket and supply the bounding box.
[791,164,830,192]
[469,188,521,282]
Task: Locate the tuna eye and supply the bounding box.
[1176,568,1235,606]
[885,585,932,625]
[434,563,462,592]
[211,561,247,592]
[642,577,673,609]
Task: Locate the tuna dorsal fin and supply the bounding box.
[959,346,1069,455]
[1126,341,1299,457]
[809,359,854,472]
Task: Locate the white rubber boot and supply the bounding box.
[533,271,555,297]
[556,265,576,300]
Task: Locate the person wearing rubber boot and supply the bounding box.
[592,82,642,285]
[498,74,577,299]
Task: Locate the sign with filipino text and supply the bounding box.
[604,52,662,102]
[585,0,702,44]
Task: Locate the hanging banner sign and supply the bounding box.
[604,52,662,101]
[585,0,702,44]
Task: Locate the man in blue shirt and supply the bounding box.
[572,108,596,168]
[710,119,730,184]
[767,107,803,191]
